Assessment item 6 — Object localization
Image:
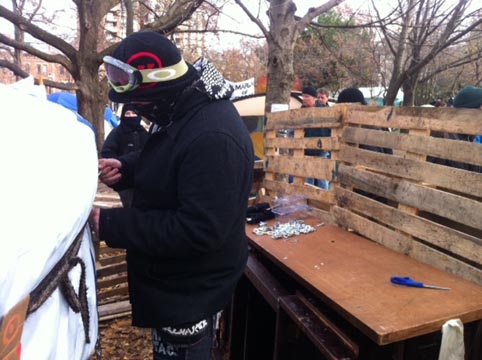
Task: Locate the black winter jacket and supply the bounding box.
[100,123,149,159]
[99,75,254,327]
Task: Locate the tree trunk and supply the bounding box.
[402,82,415,107]
[265,42,296,113]
[76,0,107,152]
[264,0,298,113]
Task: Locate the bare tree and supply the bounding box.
[294,9,381,95]
[0,0,204,149]
[234,0,345,113]
[374,0,482,106]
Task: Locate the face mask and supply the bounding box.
[121,115,141,129]
[132,97,176,125]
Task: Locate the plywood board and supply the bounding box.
[247,221,482,345]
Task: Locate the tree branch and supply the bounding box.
[0,4,77,60]
[234,0,270,40]
[0,59,77,90]
[297,0,346,31]
[0,33,72,72]
[143,0,204,34]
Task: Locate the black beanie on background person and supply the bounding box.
[302,86,318,98]
[120,103,140,120]
[108,31,199,103]
[337,87,367,105]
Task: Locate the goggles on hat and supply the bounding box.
[103,55,189,93]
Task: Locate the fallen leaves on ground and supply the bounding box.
[91,316,152,360]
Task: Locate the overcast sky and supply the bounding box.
[0,0,373,48]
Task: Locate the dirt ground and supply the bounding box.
[91,316,152,360]
[91,315,227,360]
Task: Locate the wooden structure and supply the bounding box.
[93,184,130,320]
[226,105,482,359]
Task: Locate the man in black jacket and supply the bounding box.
[101,104,149,207]
[90,31,254,360]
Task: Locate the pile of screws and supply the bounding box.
[252,220,316,239]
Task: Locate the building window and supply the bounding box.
[59,65,64,75]
[24,63,30,73]
[43,64,48,76]
[37,64,41,75]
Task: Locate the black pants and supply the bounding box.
[152,316,215,360]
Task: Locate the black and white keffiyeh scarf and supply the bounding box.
[193,57,234,100]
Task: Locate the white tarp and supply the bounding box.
[0,78,98,360]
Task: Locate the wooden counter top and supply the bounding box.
[246,219,482,345]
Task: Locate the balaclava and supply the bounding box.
[120,103,141,130]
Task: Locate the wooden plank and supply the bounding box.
[95,193,120,201]
[275,295,358,359]
[332,206,482,285]
[262,179,335,205]
[98,253,126,266]
[266,156,334,180]
[337,164,482,230]
[265,129,277,155]
[93,200,122,209]
[333,204,413,254]
[98,300,131,320]
[98,286,129,300]
[98,243,125,256]
[266,107,342,130]
[247,221,482,345]
[343,127,482,167]
[265,136,339,151]
[346,106,482,134]
[244,254,290,310]
[97,262,128,278]
[338,145,482,198]
[97,275,128,289]
[334,187,482,265]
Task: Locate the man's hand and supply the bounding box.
[89,207,100,235]
[98,158,122,186]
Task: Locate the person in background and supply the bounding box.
[302,86,331,189]
[90,30,254,360]
[100,104,149,207]
[317,87,330,107]
[337,87,368,105]
[431,99,447,107]
[302,85,321,108]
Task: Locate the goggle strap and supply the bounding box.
[139,59,189,83]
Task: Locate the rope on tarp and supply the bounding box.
[27,223,91,343]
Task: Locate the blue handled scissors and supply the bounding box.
[390,276,450,290]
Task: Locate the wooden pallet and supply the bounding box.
[263,105,482,285]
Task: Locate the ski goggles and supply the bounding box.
[103,55,189,93]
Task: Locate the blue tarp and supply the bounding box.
[47,92,119,129]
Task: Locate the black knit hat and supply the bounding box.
[108,31,199,103]
[302,86,318,98]
[120,103,138,119]
[337,87,367,105]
